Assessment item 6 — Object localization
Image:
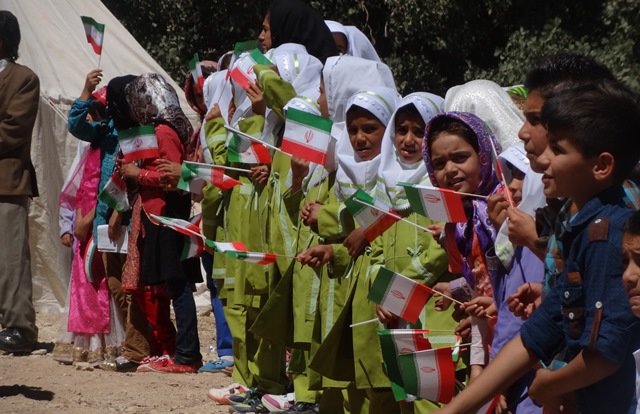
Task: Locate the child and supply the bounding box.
[436,78,640,414]
[622,210,640,414]
[423,112,502,380]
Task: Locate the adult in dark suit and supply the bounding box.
[0,10,39,353]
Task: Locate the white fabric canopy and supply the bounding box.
[1,0,197,312]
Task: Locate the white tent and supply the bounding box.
[1,0,198,312]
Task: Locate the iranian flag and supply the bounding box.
[80,16,105,55]
[233,40,259,56]
[180,214,204,260]
[98,173,129,212]
[368,267,432,324]
[249,48,272,65]
[400,183,467,223]
[227,251,277,265]
[398,347,456,404]
[187,53,204,91]
[229,66,252,91]
[177,161,241,193]
[149,214,203,240]
[281,107,333,165]
[205,240,249,253]
[344,189,399,242]
[119,125,159,162]
[227,132,272,164]
[378,329,432,401]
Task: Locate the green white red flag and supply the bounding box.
[227,132,272,164]
[249,48,272,66]
[281,107,333,165]
[187,53,204,91]
[368,267,432,324]
[344,189,399,242]
[227,251,277,265]
[177,161,241,194]
[149,214,203,240]
[400,183,467,223]
[229,66,252,91]
[118,125,159,162]
[378,329,432,401]
[180,214,204,260]
[233,40,259,56]
[205,240,249,253]
[397,347,456,404]
[80,16,105,55]
[98,173,129,212]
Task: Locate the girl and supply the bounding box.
[422,112,501,382]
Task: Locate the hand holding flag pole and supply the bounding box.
[488,139,514,207]
[224,125,286,155]
[352,197,436,235]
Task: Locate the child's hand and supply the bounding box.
[290,157,310,193]
[508,282,542,320]
[60,232,73,247]
[462,296,496,318]
[454,316,472,338]
[80,68,103,99]
[297,245,334,268]
[507,207,537,248]
[250,165,270,186]
[119,162,141,181]
[432,281,452,311]
[343,228,368,258]
[376,305,399,324]
[488,193,509,229]
[247,81,266,116]
[494,395,509,414]
[204,104,222,121]
[427,223,443,240]
[529,368,562,409]
[301,201,323,232]
[156,159,181,190]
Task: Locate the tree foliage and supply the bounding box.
[103,0,640,95]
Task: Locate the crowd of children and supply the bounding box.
[45,0,640,413]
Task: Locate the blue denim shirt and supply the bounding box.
[67,98,119,237]
[521,186,640,414]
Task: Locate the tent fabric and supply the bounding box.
[1,0,198,312]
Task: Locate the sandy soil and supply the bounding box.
[0,309,235,414]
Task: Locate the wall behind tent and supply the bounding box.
[1,0,197,312]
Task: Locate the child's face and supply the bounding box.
[544,135,597,207]
[429,132,482,193]
[623,233,640,318]
[394,112,425,164]
[317,78,329,118]
[518,90,550,174]
[506,164,525,205]
[346,107,385,161]
[258,15,272,52]
[332,33,348,55]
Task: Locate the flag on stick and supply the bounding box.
[344,189,399,242]
[398,347,456,403]
[281,108,333,165]
[149,214,204,240]
[205,240,249,253]
[119,125,159,162]
[225,127,273,164]
[180,214,204,260]
[368,267,432,324]
[177,161,241,193]
[233,40,259,56]
[187,53,204,91]
[249,48,272,66]
[489,139,514,207]
[229,67,252,91]
[80,16,105,55]
[400,183,468,223]
[98,173,129,212]
[378,329,432,401]
[227,251,277,265]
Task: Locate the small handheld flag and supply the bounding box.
[98,173,129,212]
[233,40,260,56]
[118,125,159,162]
[281,107,333,165]
[187,53,204,91]
[344,189,399,242]
[489,139,514,207]
[400,183,469,223]
[229,67,252,91]
[80,16,105,55]
[397,347,456,403]
[368,267,432,324]
[177,161,242,194]
[227,251,277,265]
[180,214,204,260]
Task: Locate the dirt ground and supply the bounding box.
[0,309,235,414]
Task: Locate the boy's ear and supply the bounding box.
[593,152,615,182]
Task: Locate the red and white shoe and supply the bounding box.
[139,356,201,373]
[207,382,249,405]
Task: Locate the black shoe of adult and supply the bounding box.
[0,328,35,354]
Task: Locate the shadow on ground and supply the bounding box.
[0,385,54,401]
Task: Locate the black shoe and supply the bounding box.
[0,328,35,354]
[288,402,319,414]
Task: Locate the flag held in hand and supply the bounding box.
[177,161,241,194]
[344,189,399,242]
[398,347,456,404]
[118,125,159,163]
[98,173,129,212]
[400,183,468,223]
[80,16,105,55]
[368,267,432,324]
[281,107,333,165]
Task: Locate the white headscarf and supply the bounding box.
[229,51,258,126]
[203,70,232,121]
[445,79,524,150]
[335,87,399,201]
[376,92,444,210]
[325,20,381,62]
[494,142,546,267]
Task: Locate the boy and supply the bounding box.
[623,211,640,413]
[435,79,640,413]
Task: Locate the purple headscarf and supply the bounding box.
[422,111,502,291]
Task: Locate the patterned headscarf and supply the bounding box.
[125,73,193,143]
[423,111,501,291]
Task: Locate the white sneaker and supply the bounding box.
[261,392,295,412]
[207,382,249,405]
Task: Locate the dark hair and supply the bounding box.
[0,11,20,61]
[525,53,615,98]
[541,78,640,183]
[427,117,479,153]
[624,211,640,236]
[395,103,421,122]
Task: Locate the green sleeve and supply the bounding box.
[203,117,228,165]
[238,114,265,135]
[283,187,303,227]
[254,64,297,119]
[398,215,451,286]
[328,243,352,279]
[201,184,224,240]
